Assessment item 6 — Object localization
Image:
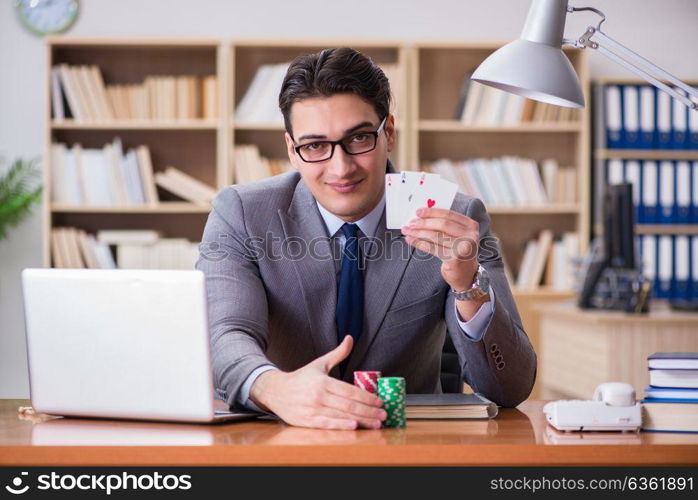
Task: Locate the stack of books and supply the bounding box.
[233,145,291,184]
[234,62,402,126]
[515,231,579,290]
[424,156,577,207]
[641,352,698,433]
[234,63,290,125]
[601,83,698,150]
[51,138,216,207]
[51,227,116,269]
[454,73,580,125]
[51,228,200,270]
[51,64,218,121]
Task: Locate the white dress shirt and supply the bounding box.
[236,192,495,410]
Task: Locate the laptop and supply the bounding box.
[21,268,259,424]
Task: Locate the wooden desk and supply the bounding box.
[1,399,696,466]
[537,301,698,400]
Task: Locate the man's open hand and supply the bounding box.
[249,336,386,430]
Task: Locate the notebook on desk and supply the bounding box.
[406,393,498,419]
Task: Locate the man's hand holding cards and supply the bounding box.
[386,171,482,296]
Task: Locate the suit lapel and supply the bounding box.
[278,180,339,361]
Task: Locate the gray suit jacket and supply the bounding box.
[196,165,536,409]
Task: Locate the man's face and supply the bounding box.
[284,93,396,223]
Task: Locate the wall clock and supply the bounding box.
[15,0,80,36]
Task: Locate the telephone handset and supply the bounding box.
[543,382,642,432]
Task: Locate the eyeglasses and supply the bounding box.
[292,116,387,163]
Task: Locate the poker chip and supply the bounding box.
[354,371,381,393]
[377,376,406,428]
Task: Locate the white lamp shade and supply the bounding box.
[472,38,585,108]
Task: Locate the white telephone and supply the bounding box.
[543,382,642,432]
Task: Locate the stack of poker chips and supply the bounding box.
[377,376,407,428]
[354,371,381,394]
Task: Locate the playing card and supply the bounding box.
[404,175,459,223]
[385,173,402,229]
[385,172,441,229]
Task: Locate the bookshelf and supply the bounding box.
[410,42,591,296]
[44,38,589,280]
[43,37,227,267]
[592,77,698,302]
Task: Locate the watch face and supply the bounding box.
[15,0,79,36]
[478,265,490,293]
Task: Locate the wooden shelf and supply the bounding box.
[51,120,220,130]
[636,224,698,235]
[596,149,698,161]
[51,203,211,214]
[488,204,580,215]
[234,121,406,132]
[593,223,698,235]
[512,287,575,298]
[418,120,582,133]
[233,122,285,131]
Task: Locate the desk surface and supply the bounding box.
[538,301,698,323]
[1,399,696,466]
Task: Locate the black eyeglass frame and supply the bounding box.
[292,116,388,163]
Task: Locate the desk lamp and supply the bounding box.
[471,0,698,110]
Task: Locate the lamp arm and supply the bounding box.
[563,4,698,111]
[588,28,698,110]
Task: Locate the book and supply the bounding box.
[154,167,216,206]
[235,63,288,124]
[641,399,698,433]
[648,352,698,370]
[644,386,698,400]
[600,82,698,150]
[405,393,498,419]
[527,230,554,288]
[649,368,698,389]
[97,229,161,246]
[51,139,163,207]
[424,156,575,207]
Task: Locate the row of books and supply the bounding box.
[51,64,218,121]
[512,231,579,290]
[602,84,698,150]
[51,228,200,270]
[454,76,580,125]
[50,139,217,207]
[426,157,577,207]
[639,234,698,300]
[234,62,402,125]
[641,352,698,433]
[233,145,291,184]
[605,159,698,224]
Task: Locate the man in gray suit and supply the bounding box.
[196,47,536,430]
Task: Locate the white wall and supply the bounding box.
[1,0,697,397]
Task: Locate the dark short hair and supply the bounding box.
[278,47,392,138]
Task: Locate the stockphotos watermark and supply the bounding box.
[3,470,192,495]
[198,232,500,269]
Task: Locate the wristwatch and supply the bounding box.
[450,265,490,301]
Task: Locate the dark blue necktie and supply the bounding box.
[336,223,364,354]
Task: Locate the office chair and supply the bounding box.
[440,333,462,393]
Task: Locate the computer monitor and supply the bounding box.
[603,183,636,270]
[578,183,643,310]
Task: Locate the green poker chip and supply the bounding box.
[377,377,406,428]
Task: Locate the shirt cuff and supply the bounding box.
[454,287,496,341]
[238,364,278,412]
